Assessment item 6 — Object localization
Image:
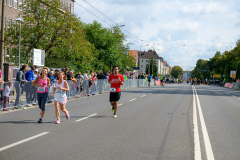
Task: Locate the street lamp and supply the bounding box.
[16,14,23,70]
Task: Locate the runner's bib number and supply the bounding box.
[38,87,45,92]
[56,88,63,94]
[110,88,116,92]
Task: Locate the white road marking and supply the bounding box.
[194,87,215,160]
[192,86,201,160]
[118,103,123,106]
[129,98,137,102]
[0,132,49,152]
[141,95,146,97]
[76,113,98,122]
[232,96,236,97]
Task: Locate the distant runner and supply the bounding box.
[147,75,152,87]
[108,66,124,118]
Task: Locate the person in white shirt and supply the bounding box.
[3,82,13,111]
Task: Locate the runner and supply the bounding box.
[108,66,124,118]
[32,67,50,123]
[147,75,152,87]
[53,72,70,124]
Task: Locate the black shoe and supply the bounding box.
[38,118,42,123]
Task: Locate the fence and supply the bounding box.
[0,79,156,110]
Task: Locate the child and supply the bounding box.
[3,82,13,111]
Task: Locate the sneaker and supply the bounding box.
[112,106,114,112]
[113,113,117,118]
[14,107,19,109]
[55,119,60,124]
[66,111,70,120]
[32,103,37,105]
[38,118,42,123]
[3,108,9,111]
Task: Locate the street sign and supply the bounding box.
[214,74,221,78]
[230,71,236,78]
[33,49,45,66]
[133,67,140,70]
[232,74,236,79]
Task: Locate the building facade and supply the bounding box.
[0,0,75,62]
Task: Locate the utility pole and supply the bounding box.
[152,56,154,77]
[0,0,5,72]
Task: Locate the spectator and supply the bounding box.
[49,71,56,86]
[25,66,35,107]
[97,71,105,94]
[3,82,13,111]
[64,67,69,77]
[54,69,59,79]
[15,65,28,108]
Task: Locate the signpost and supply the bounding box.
[33,49,45,66]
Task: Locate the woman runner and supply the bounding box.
[53,72,70,124]
[32,67,50,123]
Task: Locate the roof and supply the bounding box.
[138,50,163,60]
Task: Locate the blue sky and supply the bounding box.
[74,0,240,70]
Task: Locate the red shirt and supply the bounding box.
[108,74,124,92]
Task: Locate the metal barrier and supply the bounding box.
[0,79,155,110]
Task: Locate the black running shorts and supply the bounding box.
[110,92,121,102]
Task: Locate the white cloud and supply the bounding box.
[74,0,240,70]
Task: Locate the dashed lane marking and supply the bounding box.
[118,103,123,106]
[129,98,137,102]
[0,132,49,152]
[141,95,146,97]
[76,113,98,122]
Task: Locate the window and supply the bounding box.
[8,19,11,33]
[62,0,64,7]
[5,0,6,5]
[141,65,143,68]
[0,0,1,4]
[142,60,143,62]
[146,60,148,62]
[14,0,17,9]
[70,3,74,14]
[19,0,22,10]
[9,0,12,7]
[65,0,67,9]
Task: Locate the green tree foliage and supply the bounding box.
[191,59,211,80]
[192,40,240,82]
[170,66,183,78]
[5,0,94,69]
[84,21,135,73]
[145,58,158,77]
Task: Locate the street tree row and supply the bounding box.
[5,0,136,73]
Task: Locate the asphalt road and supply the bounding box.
[0,84,240,160]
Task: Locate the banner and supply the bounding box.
[33,49,45,66]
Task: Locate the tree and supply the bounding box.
[85,21,135,72]
[191,59,211,80]
[170,66,183,78]
[145,58,158,77]
[5,0,93,68]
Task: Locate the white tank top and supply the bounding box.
[55,80,66,95]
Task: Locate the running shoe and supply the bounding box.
[112,106,114,112]
[66,111,70,120]
[3,108,9,111]
[55,119,60,124]
[113,113,117,118]
[38,118,42,123]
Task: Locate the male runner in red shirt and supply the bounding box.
[108,66,124,118]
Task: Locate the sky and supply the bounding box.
[74,0,240,70]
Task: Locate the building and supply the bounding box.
[128,50,138,66]
[138,50,171,76]
[0,0,75,63]
[183,71,191,80]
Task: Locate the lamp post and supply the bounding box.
[0,0,5,72]
[16,15,23,70]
